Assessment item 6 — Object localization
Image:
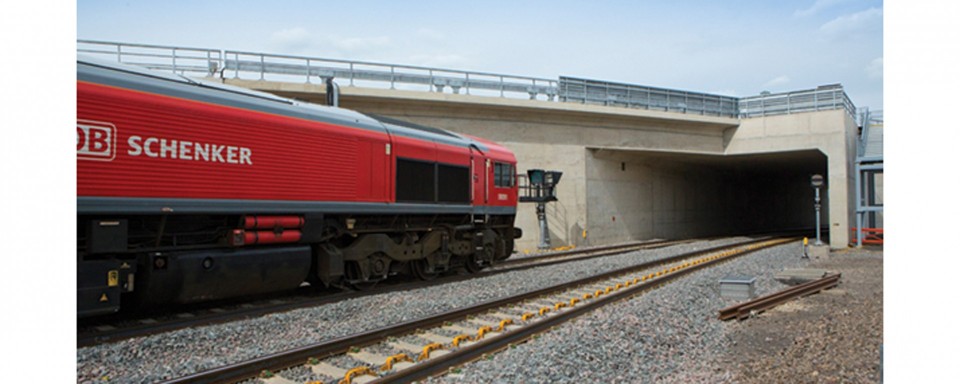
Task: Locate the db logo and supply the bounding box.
[77,119,116,161]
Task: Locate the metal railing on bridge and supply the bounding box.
[221,50,558,100]
[558,76,740,118]
[78,40,558,101]
[78,40,222,76]
[738,84,856,119]
[76,40,861,119]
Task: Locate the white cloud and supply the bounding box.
[795,0,851,17]
[407,53,468,68]
[763,75,791,88]
[819,7,883,36]
[329,36,392,51]
[866,57,883,79]
[416,28,446,41]
[270,27,313,52]
[268,28,392,57]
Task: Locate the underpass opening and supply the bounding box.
[585,148,828,244]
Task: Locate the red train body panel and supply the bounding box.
[78,80,390,202]
[76,57,520,317]
[77,81,519,208]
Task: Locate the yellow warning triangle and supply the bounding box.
[99,293,109,302]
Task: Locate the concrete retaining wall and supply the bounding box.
[221,79,857,250]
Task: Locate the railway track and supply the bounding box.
[157,236,793,384]
[78,238,688,348]
[718,273,841,321]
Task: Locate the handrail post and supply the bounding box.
[465,73,470,95]
[500,76,504,97]
[306,58,311,83]
[390,66,395,89]
[172,48,178,74]
[349,63,355,86]
[116,43,122,62]
[260,54,265,81]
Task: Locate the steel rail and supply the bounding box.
[78,239,685,347]
[718,273,841,321]
[371,238,792,383]
[159,236,786,384]
[495,239,682,268]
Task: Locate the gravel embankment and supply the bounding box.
[721,247,883,383]
[426,241,868,383]
[77,237,753,383]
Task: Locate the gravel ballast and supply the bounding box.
[77,238,876,383]
[427,243,882,383]
[77,237,753,383]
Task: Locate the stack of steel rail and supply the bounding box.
[718,273,841,321]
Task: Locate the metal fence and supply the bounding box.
[221,50,558,100]
[77,40,557,101]
[76,40,860,119]
[77,40,222,76]
[558,76,740,117]
[738,84,856,119]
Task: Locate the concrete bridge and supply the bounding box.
[234,81,857,250]
[78,40,869,250]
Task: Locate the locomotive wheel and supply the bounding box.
[464,254,485,274]
[344,261,379,291]
[411,259,438,281]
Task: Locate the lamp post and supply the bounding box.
[810,174,824,246]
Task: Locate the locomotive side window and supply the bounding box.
[396,158,436,203]
[494,162,514,188]
[397,158,470,204]
[438,164,470,203]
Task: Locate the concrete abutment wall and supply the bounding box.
[223,80,857,250]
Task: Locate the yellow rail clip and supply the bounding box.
[381,353,412,371]
[476,325,494,340]
[340,366,377,384]
[418,343,444,361]
[452,334,471,347]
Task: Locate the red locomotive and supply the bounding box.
[77,57,521,317]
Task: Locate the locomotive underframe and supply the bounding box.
[77,211,517,317]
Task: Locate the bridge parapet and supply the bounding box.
[558,76,739,117]
[77,40,859,119]
[739,84,856,119]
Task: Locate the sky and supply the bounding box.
[77,0,884,110]
[5,1,960,382]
